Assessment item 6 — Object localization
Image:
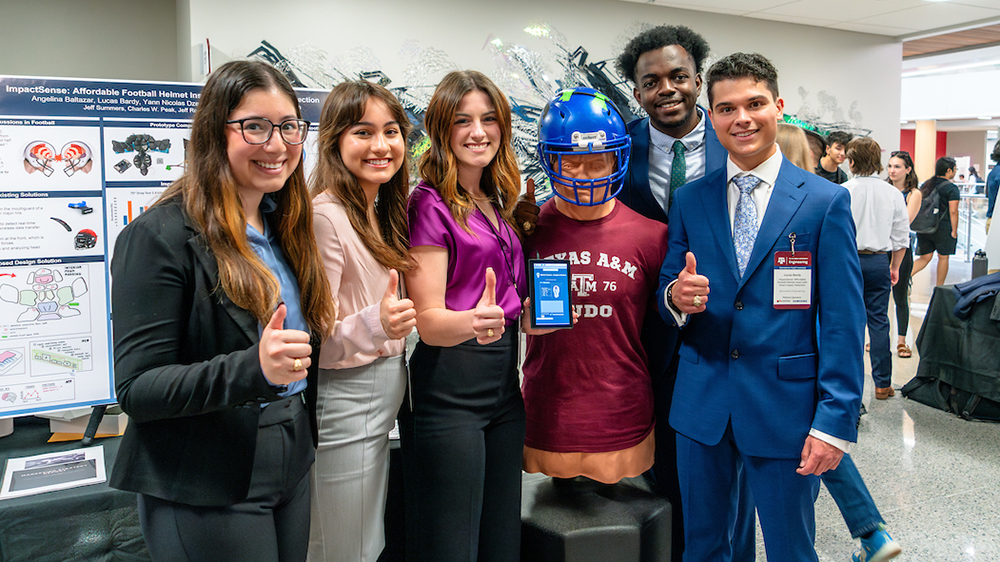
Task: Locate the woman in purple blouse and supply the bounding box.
[401,70,526,562]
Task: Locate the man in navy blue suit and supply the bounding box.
[659,53,864,562]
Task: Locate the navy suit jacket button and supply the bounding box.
[731,349,740,359]
[735,301,744,310]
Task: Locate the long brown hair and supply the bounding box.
[310,80,413,271]
[418,70,520,232]
[156,60,335,334]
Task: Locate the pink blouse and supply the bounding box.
[313,192,406,369]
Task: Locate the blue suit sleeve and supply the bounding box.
[812,186,866,442]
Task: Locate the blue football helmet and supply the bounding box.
[537,88,631,206]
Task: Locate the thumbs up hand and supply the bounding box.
[259,303,313,386]
[473,267,504,344]
[672,252,710,314]
[514,178,540,236]
[380,269,417,339]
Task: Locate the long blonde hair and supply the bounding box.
[310,80,413,271]
[776,123,812,171]
[418,70,521,232]
[156,60,335,334]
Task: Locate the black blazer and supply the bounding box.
[108,198,319,506]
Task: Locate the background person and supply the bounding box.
[401,70,526,562]
[110,60,336,562]
[815,130,852,184]
[521,88,666,485]
[308,80,416,562]
[911,156,961,286]
[842,137,909,401]
[886,150,921,358]
[987,141,1000,234]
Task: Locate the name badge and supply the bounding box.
[773,251,812,309]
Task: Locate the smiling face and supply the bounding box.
[339,97,405,198]
[708,77,783,171]
[826,142,847,164]
[449,89,501,181]
[632,45,702,138]
[226,87,302,208]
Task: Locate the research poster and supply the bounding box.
[0,75,326,418]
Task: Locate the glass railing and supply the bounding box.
[956,190,990,262]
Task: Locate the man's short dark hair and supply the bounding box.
[826,131,852,148]
[936,156,956,177]
[705,52,779,106]
[991,140,1000,164]
[616,25,710,83]
[846,137,882,176]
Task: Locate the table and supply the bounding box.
[0,416,148,562]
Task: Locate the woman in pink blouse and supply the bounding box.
[308,81,416,562]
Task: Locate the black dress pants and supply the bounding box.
[400,330,525,562]
[137,393,315,562]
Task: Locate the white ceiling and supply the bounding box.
[619,0,1000,39]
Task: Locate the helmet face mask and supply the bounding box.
[537,88,631,206]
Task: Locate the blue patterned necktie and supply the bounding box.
[733,174,761,276]
[668,140,687,208]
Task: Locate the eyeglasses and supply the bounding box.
[226,117,310,145]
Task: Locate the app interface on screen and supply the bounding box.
[532,261,571,326]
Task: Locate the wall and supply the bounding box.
[949,130,989,176]
[183,0,902,157]
[0,0,179,82]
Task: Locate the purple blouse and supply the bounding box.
[408,181,526,325]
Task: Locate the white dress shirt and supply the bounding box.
[842,175,910,252]
[648,107,708,215]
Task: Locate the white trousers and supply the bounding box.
[307,355,407,562]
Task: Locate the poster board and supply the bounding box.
[0,75,325,419]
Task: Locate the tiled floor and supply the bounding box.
[757,253,1000,561]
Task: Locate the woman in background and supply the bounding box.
[886,150,920,358]
[402,70,526,562]
[309,81,416,562]
[110,60,335,562]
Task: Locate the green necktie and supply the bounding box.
[668,140,687,208]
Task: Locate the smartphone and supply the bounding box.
[528,259,573,329]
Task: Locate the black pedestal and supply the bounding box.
[520,473,672,562]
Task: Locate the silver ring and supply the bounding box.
[487,328,494,338]
[692,295,703,307]
[292,358,303,372]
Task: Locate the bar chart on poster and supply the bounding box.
[0,74,327,419]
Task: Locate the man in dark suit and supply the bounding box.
[658,53,864,562]
[614,27,744,561]
[615,25,727,224]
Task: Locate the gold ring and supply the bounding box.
[487,328,494,338]
[523,221,533,231]
[693,295,703,307]
[292,358,303,372]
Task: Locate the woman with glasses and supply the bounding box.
[401,70,526,562]
[110,60,334,562]
[307,81,415,562]
[886,151,920,358]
